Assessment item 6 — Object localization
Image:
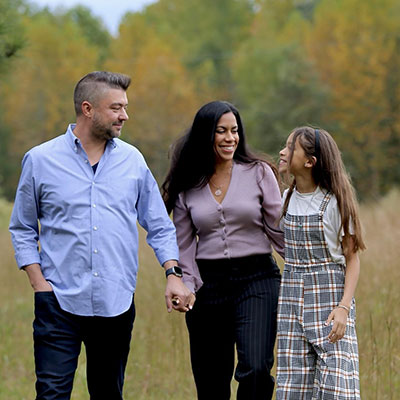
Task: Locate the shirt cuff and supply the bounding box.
[157,250,179,268]
[15,250,41,270]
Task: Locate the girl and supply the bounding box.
[276,126,366,399]
[162,101,284,399]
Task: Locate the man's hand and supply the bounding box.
[165,275,195,313]
[23,263,53,292]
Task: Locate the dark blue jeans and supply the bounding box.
[33,291,135,400]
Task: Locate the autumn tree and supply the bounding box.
[305,0,400,198]
[105,13,200,182]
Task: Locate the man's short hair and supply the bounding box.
[74,71,131,115]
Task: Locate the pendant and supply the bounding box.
[215,189,222,196]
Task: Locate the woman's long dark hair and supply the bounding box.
[162,100,278,213]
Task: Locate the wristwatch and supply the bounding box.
[165,266,183,278]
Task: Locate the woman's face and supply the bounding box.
[213,112,239,164]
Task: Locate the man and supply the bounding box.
[9,71,194,400]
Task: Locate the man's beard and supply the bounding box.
[92,115,121,141]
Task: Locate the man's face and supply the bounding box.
[91,88,129,141]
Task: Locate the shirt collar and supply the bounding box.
[65,123,118,152]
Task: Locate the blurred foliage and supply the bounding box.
[0,0,25,72]
[0,0,399,200]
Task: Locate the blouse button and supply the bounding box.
[217,205,222,211]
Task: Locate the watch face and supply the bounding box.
[174,267,183,276]
[166,266,183,278]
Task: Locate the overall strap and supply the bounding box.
[319,191,333,214]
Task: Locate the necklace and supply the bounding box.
[297,187,318,228]
[209,165,232,197]
[209,180,223,196]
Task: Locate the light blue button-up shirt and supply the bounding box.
[9,124,179,317]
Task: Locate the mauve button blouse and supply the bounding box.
[173,161,284,293]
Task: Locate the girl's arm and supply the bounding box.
[326,235,360,343]
[340,235,360,308]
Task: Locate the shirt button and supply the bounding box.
[92,182,95,185]
[85,160,89,164]
[93,249,98,254]
[92,204,96,208]
[93,272,98,277]
[93,226,98,231]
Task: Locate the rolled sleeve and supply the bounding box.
[9,153,41,269]
[137,167,179,266]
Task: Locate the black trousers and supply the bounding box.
[33,291,135,400]
[186,254,281,400]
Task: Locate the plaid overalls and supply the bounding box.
[276,192,360,399]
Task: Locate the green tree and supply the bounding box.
[0,10,100,199]
[0,0,26,197]
[65,5,111,64]
[232,1,327,157]
[0,0,25,73]
[140,0,254,99]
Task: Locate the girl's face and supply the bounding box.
[279,132,309,175]
[213,112,239,164]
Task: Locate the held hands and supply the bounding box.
[165,275,196,313]
[325,305,350,343]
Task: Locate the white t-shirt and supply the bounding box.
[281,186,350,265]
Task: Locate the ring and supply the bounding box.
[172,298,180,306]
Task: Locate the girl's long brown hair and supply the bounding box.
[282,126,366,254]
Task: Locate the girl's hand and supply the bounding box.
[325,306,349,343]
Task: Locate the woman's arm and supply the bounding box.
[173,193,203,294]
[259,163,285,259]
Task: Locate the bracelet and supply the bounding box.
[337,304,350,313]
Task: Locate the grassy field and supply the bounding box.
[0,191,399,399]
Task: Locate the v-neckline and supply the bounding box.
[207,162,235,205]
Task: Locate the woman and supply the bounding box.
[162,101,284,400]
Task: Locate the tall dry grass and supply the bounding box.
[0,191,399,399]
[357,190,400,399]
